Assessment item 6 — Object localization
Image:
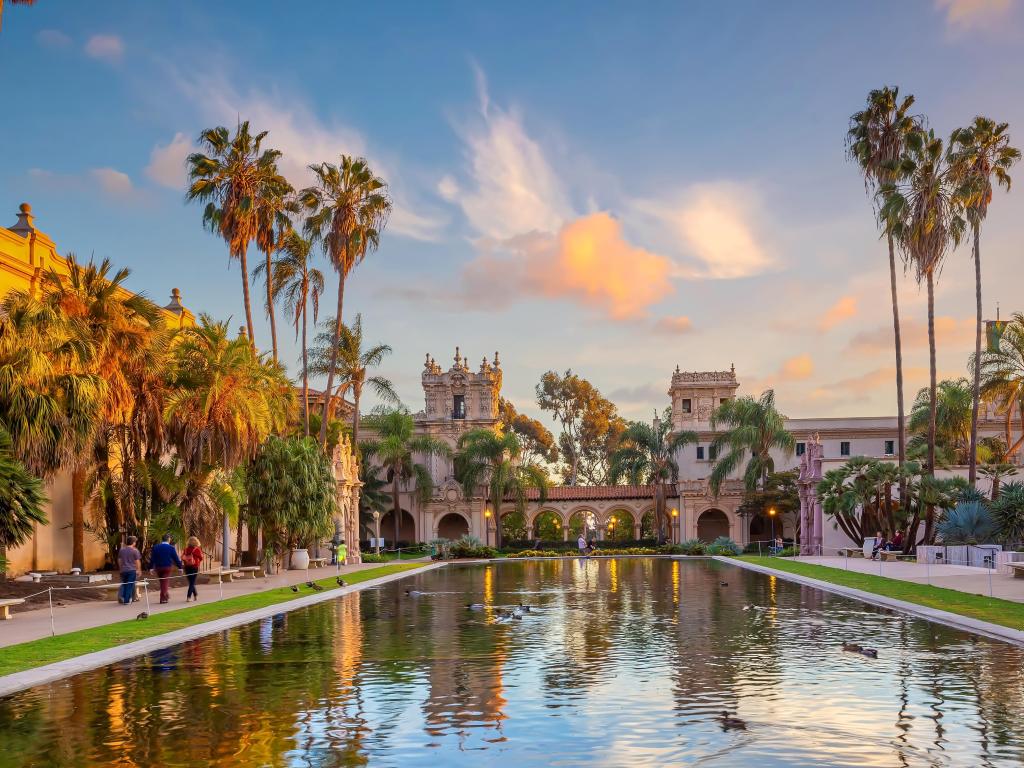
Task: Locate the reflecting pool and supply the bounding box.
[3,558,1024,766]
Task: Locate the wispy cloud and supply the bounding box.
[819,295,858,331]
[84,34,124,62]
[847,316,975,355]
[36,29,71,48]
[935,0,1012,30]
[145,132,193,190]
[28,166,136,200]
[652,315,693,335]
[90,168,134,198]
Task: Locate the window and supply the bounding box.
[840,441,851,457]
[884,440,895,456]
[709,445,718,461]
[720,398,730,406]
[696,446,705,460]
[681,398,692,414]
[453,394,466,420]
[796,442,806,456]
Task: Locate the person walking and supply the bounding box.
[151,534,183,604]
[117,535,142,605]
[578,533,588,557]
[182,536,203,602]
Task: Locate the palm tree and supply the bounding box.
[0,0,36,33]
[708,389,795,496]
[253,172,296,363]
[255,231,324,436]
[165,315,295,565]
[360,409,450,545]
[456,427,548,549]
[309,313,399,451]
[609,409,696,542]
[0,429,47,575]
[907,378,974,466]
[978,311,1024,460]
[948,117,1020,486]
[880,128,966,481]
[39,256,163,570]
[300,156,391,448]
[187,121,283,347]
[846,87,921,491]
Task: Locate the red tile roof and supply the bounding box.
[509,484,674,502]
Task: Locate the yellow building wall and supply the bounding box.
[2,202,194,574]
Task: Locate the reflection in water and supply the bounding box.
[3,559,1024,766]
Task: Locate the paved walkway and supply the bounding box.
[790,555,1024,602]
[0,558,429,648]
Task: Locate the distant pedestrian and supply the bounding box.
[117,535,142,605]
[151,534,183,603]
[578,534,587,556]
[182,536,203,602]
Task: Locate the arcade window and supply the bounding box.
[453,394,466,419]
[884,440,894,456]
[681,398,692,414]
[696,446,705,460]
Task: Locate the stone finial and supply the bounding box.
[454,346,462,368]
[493,350,500,367]
[731,362,735,373]
[480,355,489,373]
[238,325,247,339]
[675,364,680,373]
[425,352,432,370]
[10,202,35,236]
[164,287,184,316]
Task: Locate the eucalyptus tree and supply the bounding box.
[187,121,283,347]
[708,389,794,496]
[309,313,399,451]
[255,231,324,435]
[609,408,696,542]
[360,409,450,544]
[456,427,548,549]
[978,312,1024,459]
[948,117,1020,485]
[300,156,391,448]
[846,86,921,487]
[880,128,966,479]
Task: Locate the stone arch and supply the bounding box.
[437,512,469,541]
[567,507,599,540]
[604,508,636,542]
[696,508,730,543]
[379,509,416,544]
[531,509,563,540]
[499,509,529,542]
[640,508,656,539]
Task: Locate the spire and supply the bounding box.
[164,288,184,316]
[454,346,462,368]
[493,350,500,368]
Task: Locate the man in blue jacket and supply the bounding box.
[151,534,183,603]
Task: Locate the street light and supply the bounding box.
[768,507,777,550]
[671,508,679,543]
[484,508,492,548]
[372,510,382,555]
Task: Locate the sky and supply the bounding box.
[2,0,1023,424]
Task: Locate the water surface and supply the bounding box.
[3,558,1024,767]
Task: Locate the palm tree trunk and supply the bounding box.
[352,385,362,455]
[927,272,937,478]
[888,232,908,502]
[392,473,402,546]
[492,486,503,550]
[71,468,86,571]
[969,225,982,485]
[319,275,346,448]
[301,299,310,437]
[239,247,256,347]
[264,248,279,362]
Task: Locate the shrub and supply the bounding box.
[777,546,798,557]
[938,501,996,545]
[360,552,389,563]
[447,535,497,560]
[993,481,1024,546]
[676,539,708,556]
[706,536,742,556]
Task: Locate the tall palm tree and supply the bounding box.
[39,256,163,570]
[300,156,391,448]
[456,427,548,549]
[360,409,450,545]
[948,117,1020,485]
[309,313,400,451]
[609,409,696,543]
[187,121,283,347]
[880,128,966,482]
[253,173,296,363]
[708,389,795,496]
[846,87,921,492]
[978,311,1024,460]
[164,315,295,565]
[255,231,324,436]
[907,378,974,466]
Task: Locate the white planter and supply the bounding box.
[289,548,310,570]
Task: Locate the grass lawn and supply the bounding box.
[0,563,424,678]
[736,555,1024,631]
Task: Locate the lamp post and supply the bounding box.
[671,507,679,544]
[607,516,616,542]
[484,508,492,548]
[769,507,777,549]
[372,510,381,555]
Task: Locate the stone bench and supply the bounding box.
[308,558,328,569]
[236,566,265,579]
[208,569,239,583]
[1008,563,1024,579]
[880,551,916,562]
[0,598,25,619]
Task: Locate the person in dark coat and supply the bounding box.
[151,534,183,603]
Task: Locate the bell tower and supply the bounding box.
[668,365,739,431]
[420,347,502,426]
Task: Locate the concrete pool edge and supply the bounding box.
[719,556,1024,647]
[0,562,445,698]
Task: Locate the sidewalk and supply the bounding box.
[0,558,429,648]
[792,555,1024,602]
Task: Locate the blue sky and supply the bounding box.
[2,0,1023,422]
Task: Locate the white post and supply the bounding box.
[222,512,231,568]
[48,587,55,637]
[143,580,151,612]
